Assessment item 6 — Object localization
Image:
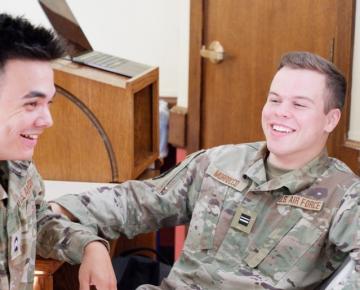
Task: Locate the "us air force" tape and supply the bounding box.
[277,195,323,211]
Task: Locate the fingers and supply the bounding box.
[79,241,117,290]
[79,278,90,290]
[95,264,117,290]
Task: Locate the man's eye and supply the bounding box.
[24,102,37,109]
[294,103,306,108]
[269,99,280,103]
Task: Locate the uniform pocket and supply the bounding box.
[256,218,324,282]
[183,177,228,252]
[184,167,247,252]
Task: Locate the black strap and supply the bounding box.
[118,247,171,265]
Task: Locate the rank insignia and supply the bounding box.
[231,206,257,234]
[11,230,22,260]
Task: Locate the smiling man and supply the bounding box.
[0,13,116,290]
[53,52,360,289]
[262,64,341,170]
[0,60,54,160]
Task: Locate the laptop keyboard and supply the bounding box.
[73,51,128,69]
[72,50,151,77]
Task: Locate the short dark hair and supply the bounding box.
[0,13,65,70]
[278,51,346,113]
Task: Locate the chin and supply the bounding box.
[8,156,32,161]
[15,151,34,161]
[0,148,33,160]
[21,154,34,161]
[267,144,292,158]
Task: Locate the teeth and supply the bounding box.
[272,125,293,133]
[21,134,38,140]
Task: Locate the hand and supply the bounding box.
[79,241,117,290]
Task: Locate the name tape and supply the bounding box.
[18,178,33,205]
[213,170,240,187]
[277,195,323,211]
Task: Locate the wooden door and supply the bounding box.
[188,0,359,174]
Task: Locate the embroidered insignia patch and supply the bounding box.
[231,206,257,234]
[11,230,22,260]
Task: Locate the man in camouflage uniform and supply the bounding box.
[0,14,116,290]
[53,52,360,289]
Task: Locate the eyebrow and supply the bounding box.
[22,91,54,99]
[269,92,315,103]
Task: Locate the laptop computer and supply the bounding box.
[38,0,151,77]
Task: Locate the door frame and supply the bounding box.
[187,0,358,158]
[187,0,203,153]
[337,0,360,151]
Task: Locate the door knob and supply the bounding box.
[200,41,224,63]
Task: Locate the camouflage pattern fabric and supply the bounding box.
[56,142,360,290]
[0,160,107,290]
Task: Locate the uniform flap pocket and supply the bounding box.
[244,208,303,268]
[257,218,324,282]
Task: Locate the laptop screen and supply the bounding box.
[38,0,152,78]
[38,0,92,56]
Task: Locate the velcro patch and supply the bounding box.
[11,230,22,260]
[18,178,33,205]
[277,195,323,211]
[231,206,257,234]
[208,165,248,192]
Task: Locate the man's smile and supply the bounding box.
[270,124,295,134]
[20,133,39,140]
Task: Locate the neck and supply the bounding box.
[267,148,325,170]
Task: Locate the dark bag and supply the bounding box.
[112,247,172,290]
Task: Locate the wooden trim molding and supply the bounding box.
[187,0,203,153]
[55,85,119,181]
[334,0,356,147]
[344,139,360,151]
[331,0,360,174]
[342,0,360,150]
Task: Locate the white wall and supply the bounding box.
[1,0,190,107]
[349,4,360,142]
[1,0,51,26]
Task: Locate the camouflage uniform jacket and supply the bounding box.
[55,142,360,290]
[0,160,106,290]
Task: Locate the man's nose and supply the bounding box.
[35,107,54,128]
[275,102,291,118]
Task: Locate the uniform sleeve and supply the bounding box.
[54,150,208,240]
[33,166,109,265]
[327,181,360,289]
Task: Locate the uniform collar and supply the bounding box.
[8,160,31,177]
[0,161,9,200]
[244,144,330,194]
[0,160,31,204]
[0,187,7,200]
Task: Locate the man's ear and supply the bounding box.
[324,108,341,133]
